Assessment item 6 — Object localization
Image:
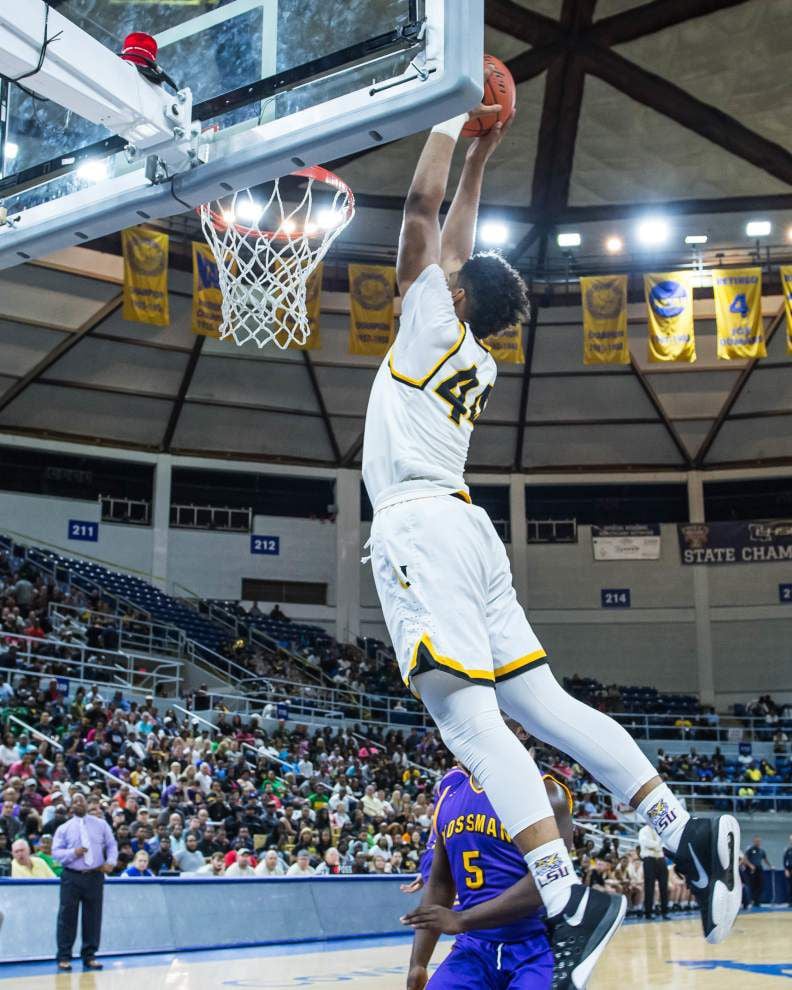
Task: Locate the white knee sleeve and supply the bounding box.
[495,665,658,803]
[414,669,554,837]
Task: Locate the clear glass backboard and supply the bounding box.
[0,0,482,267]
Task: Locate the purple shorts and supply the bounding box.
[428,932,553,990]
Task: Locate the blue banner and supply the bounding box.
[678,521,792,565]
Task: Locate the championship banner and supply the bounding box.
[592,524,661,561]
[780,265,792,356]
[644,272,696,363]
[288,262,323,350]
[678,521,792,565]
[712,268,766,360]
[580,275,629,364]
[484,323,524,363]
[348,264,396,356]
[191,242,223,338]
[122,227,169,326]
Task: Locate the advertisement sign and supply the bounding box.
[678,521,792,565]
[592,524,661,561]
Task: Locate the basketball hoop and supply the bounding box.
[199,166,355,349]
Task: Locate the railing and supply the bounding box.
[611,711,792,745]
[526,518,578,543]
[195,677,432,731]
[18,542,152,623]
[0,629,182,697]
[170,503,252,532]
[100,494,150,526]
[201,599,332,688]
[670,779,792,815]
[49,602,186,659]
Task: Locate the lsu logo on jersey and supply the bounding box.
[647,799,677,832]
[533,852,570,888]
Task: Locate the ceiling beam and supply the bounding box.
[509,223,546,265]
[531,56,574,212]
[590,0,753,47]
[694,303,787,466]
[160,335,205,453]
[348,190,792,224]
[550,193,792,223]
[629,353,693,468]
[340,430,365,467]
[513,230,549,469]
[484,0,563,47]
[302,351,341,464]
[0,294,123,415]
[581,47,792,188]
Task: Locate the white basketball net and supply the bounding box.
[199,166,354,349]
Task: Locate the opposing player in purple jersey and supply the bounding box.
[403,768,574,990]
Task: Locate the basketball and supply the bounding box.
[461,54,516,138]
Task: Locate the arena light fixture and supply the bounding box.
[3,141,18,162]
[637,217,670,247]
[234,197,263,225]
[786,226,792,242]
[317,208,345,230]
[605,235,624,254]
[746,220,771,237]
[479,221,510,246]
[557,232,581,248]
[76,159,108,183]
[685,234,708,245]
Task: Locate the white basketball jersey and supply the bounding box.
[362,264,497,507]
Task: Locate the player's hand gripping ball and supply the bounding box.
[462,54,517,137]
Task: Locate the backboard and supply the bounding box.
[0,0,483,268]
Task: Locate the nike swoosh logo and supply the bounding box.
[688,846,709,890]
[566,888,590,927]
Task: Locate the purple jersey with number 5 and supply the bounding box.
[434,769,546,943]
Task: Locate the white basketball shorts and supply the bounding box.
[369,492,547,692]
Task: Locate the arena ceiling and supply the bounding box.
[1,0,792,473]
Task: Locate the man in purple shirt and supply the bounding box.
[52,793,117,972]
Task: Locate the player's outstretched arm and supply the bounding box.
[403,839,456,990]
[440,108,515,274]
[397,84,502,298]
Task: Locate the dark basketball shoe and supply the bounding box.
[668,814,741,944]
[548,886,627,989]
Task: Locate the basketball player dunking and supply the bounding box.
[361,73,741,989]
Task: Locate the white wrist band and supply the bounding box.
[430,113,468,141]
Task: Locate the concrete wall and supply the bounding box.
[2,452,792,707]
[0,875,421,962]
[0,490,153,577]
[167,515,336,602]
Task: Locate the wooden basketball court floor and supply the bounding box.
[2,909,789,988]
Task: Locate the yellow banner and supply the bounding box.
[580,275,629,364]
[712,267,766,359]
[484,323,525,363]
[349,264,396,355]
[191,242,223,338]
[644,272,696,363]
[122,227,169,326]
[780,266,792,356]
[288,262,323,350]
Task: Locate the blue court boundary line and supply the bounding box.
[2,907,789,979]
[0,928,419,968]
